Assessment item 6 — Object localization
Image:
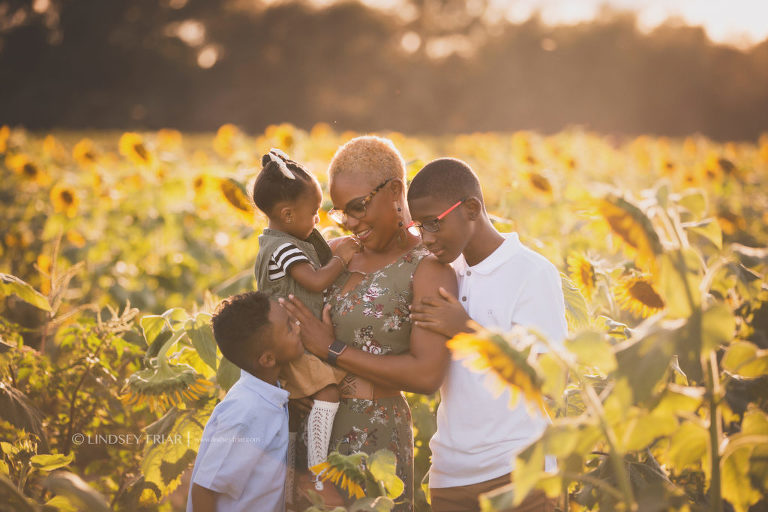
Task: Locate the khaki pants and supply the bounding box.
[430,473,558,512]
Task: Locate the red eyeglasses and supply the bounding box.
[406,200,464,236]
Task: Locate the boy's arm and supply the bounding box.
[189,483,219,512]
[410,287,473,338]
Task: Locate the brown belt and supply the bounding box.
[338,375,401,400]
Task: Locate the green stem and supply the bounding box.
[583,384,636,510]
[536,335,636,510]
[706,351,723,512]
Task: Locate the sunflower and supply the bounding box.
[614,275,665,318]
[213,124,238,157]
[266,123,295,150]
[595,194,663,273]
[156,129,183,151]
[219,178,253,223]
[119,132,154,167]
[526,172,553,197]
[73,138,98,168]
[311,451,367,500]
[567,253,597,301]
[65,229,86,248]
[310,122,333,139]
[447,327,546,414]
[43,135,68,162]
[121,359,212,412]
[50,183,79,218]
[6,154,49,185]
[0,125,9,153]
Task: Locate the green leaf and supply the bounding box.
[0,273,51,312]
[675,189,707,219]
[561,274,589,331]
[565,330,617,374]
[45,495,79,512]
[615,319,681,403]
[652,385,704,417]
[141,315,169,348]
[620,408,678,451]
[42,471,110,512]
[367,449,404,500]
[683,218,722,249]
[538,352,567,405]
[657,249,702,319]
[185,313,218,371]
[162,307,190,330]
[30,453,74,472]
[350,497,395,512]
[722,341,768,378]
[701,302,735,353]
[666,421,708,470]
[513,441,544,506]
[216,356,240,391]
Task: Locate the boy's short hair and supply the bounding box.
[329,135,406,184]
[251,151,318,215]
[407,158,484,206]
[211,292,273,370]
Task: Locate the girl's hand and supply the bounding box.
[279,296,336,359]
[410,287,474,339]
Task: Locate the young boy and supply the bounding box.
[407,158,567,512]
[187,291,304,512]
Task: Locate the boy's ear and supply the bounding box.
[258,350,277,368]
[464,197,483,221]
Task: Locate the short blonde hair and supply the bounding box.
[328,135,406,184]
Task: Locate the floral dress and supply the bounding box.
[326,244,430,511]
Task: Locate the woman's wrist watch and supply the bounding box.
[327,340,347,366]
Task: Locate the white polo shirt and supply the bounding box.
[429,232,567,488]
[187,369,290,512]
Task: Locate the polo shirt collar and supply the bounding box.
[238,369,290,407]
[458,232,522,275]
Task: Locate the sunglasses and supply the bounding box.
[406,199,464,236]
[328,178,394,225]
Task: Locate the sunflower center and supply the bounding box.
[628,280,665,308]
[61,190,74,205]
[23,163,38,176]
[133,143,149,161]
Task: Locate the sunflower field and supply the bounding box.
[1,123,767,512]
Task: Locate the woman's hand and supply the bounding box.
[279,295,336,359]
[410,286,474,338]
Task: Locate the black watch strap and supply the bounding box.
[327,340,347,366]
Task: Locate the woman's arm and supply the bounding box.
[281,255,457,395]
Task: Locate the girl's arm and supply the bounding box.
[288,236,359,293]
[190,484,218,512]
[288,258,345,293]
[282,255,457,395]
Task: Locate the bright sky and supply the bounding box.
[494,0,768,47]
[350,0,768,48]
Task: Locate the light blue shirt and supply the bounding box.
[187,369,290,512]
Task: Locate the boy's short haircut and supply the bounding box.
[211,292,273,370]
[329,135,406,184]
[251,153,317,215]
[407,157,484,206]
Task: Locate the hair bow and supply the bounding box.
[262,148,295,180]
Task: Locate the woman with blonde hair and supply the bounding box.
[283,135,457,511]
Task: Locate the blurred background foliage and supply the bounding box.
[1,0,767,139]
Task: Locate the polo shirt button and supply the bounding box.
[461,296,467,302]
[466,270,471,276]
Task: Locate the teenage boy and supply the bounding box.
[408,158,567,512]
[187,291,304,512]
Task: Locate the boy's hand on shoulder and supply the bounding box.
[411,287,473,339]
[331,236,360,264]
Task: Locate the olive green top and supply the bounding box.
[254,228,333,318]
